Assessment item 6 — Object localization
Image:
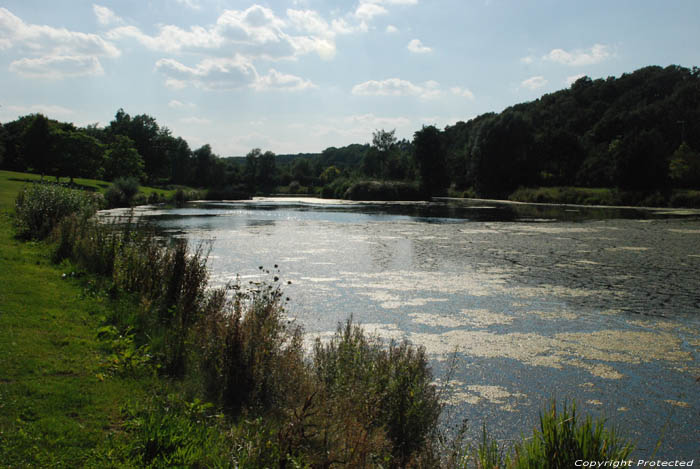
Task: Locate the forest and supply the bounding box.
[1,64,699,204]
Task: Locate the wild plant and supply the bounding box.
[510,400,634,469]
[14,182,101,239]
[197,271,306,414]
[313,319,442,468]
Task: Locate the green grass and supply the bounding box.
[0,172,161,466]
[0,170,178,205]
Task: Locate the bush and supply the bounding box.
[105,177,141,208]
[14,183,101,240]
[197,272,306,415]
[314,319,441,467]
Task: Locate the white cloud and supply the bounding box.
[355,3,388,20]
[106,24,222,53]
[520,55,535,64]
[352,78,443,99]
[155,56,258,90]
[168,100,196,109]
[521,76,548,90]
[156,57,314,93]
[566,74,586,85]
[10,55,104,79]
[0,8,120,58]
[407,38,431,54]
[107,6,338,60]
[93,5,124,27]
[543,43,611,66]
[0,7,119,79]
[386,25,399,33]
[450,87,475,100]
[253,68,316,91]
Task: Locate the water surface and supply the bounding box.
[103,197,700,457]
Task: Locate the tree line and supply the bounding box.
[1,64,699,200]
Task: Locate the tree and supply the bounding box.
[371,128,397,178]
[612,129,668,191]
[244,148,261,189]
[166,136,192,185]
[52,128,104,183]
[22,114,53,178]
[470,112,534,198]
[256,150,276,191]
[412,125,447,198]
[103,135,146,181]
[669,142,700,188]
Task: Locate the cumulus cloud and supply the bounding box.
[543,43,611,66]
[521,76,548,90]
[352,78,444,99]
[450,87,475,100]
[106,5,338,60]
[0,7,119,79]
[386,24,399,33]
[168,100,196,109]
[0,8,120,58]
[156,57,314,92]
[156,56,258,90]
[355,3,388,20]
[253,68,316,91]
[10,55,105,79]
[93,5,124,26]
[407,38,431,53]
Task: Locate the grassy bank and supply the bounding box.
[508,186,700,208]
[0,171,637,467]
[0,177,156,466]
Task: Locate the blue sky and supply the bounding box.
[1,0,699,156]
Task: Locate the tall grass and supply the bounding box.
[510,401,633,469]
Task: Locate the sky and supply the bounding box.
[1,1,699,157]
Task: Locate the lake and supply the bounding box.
[102,197,700,458]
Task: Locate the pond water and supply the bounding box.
[103,197,700,458]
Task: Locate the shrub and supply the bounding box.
[14,183,101,240]
[197,272,306,415]
[105,177,141,208]
[314,319,441,467]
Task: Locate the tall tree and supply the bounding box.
[412,125,447,198]
[371,128,397,179]
[22,114,53,178]
[103,135,146,181]
[52,128,104,183]
[256,150,277,191]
